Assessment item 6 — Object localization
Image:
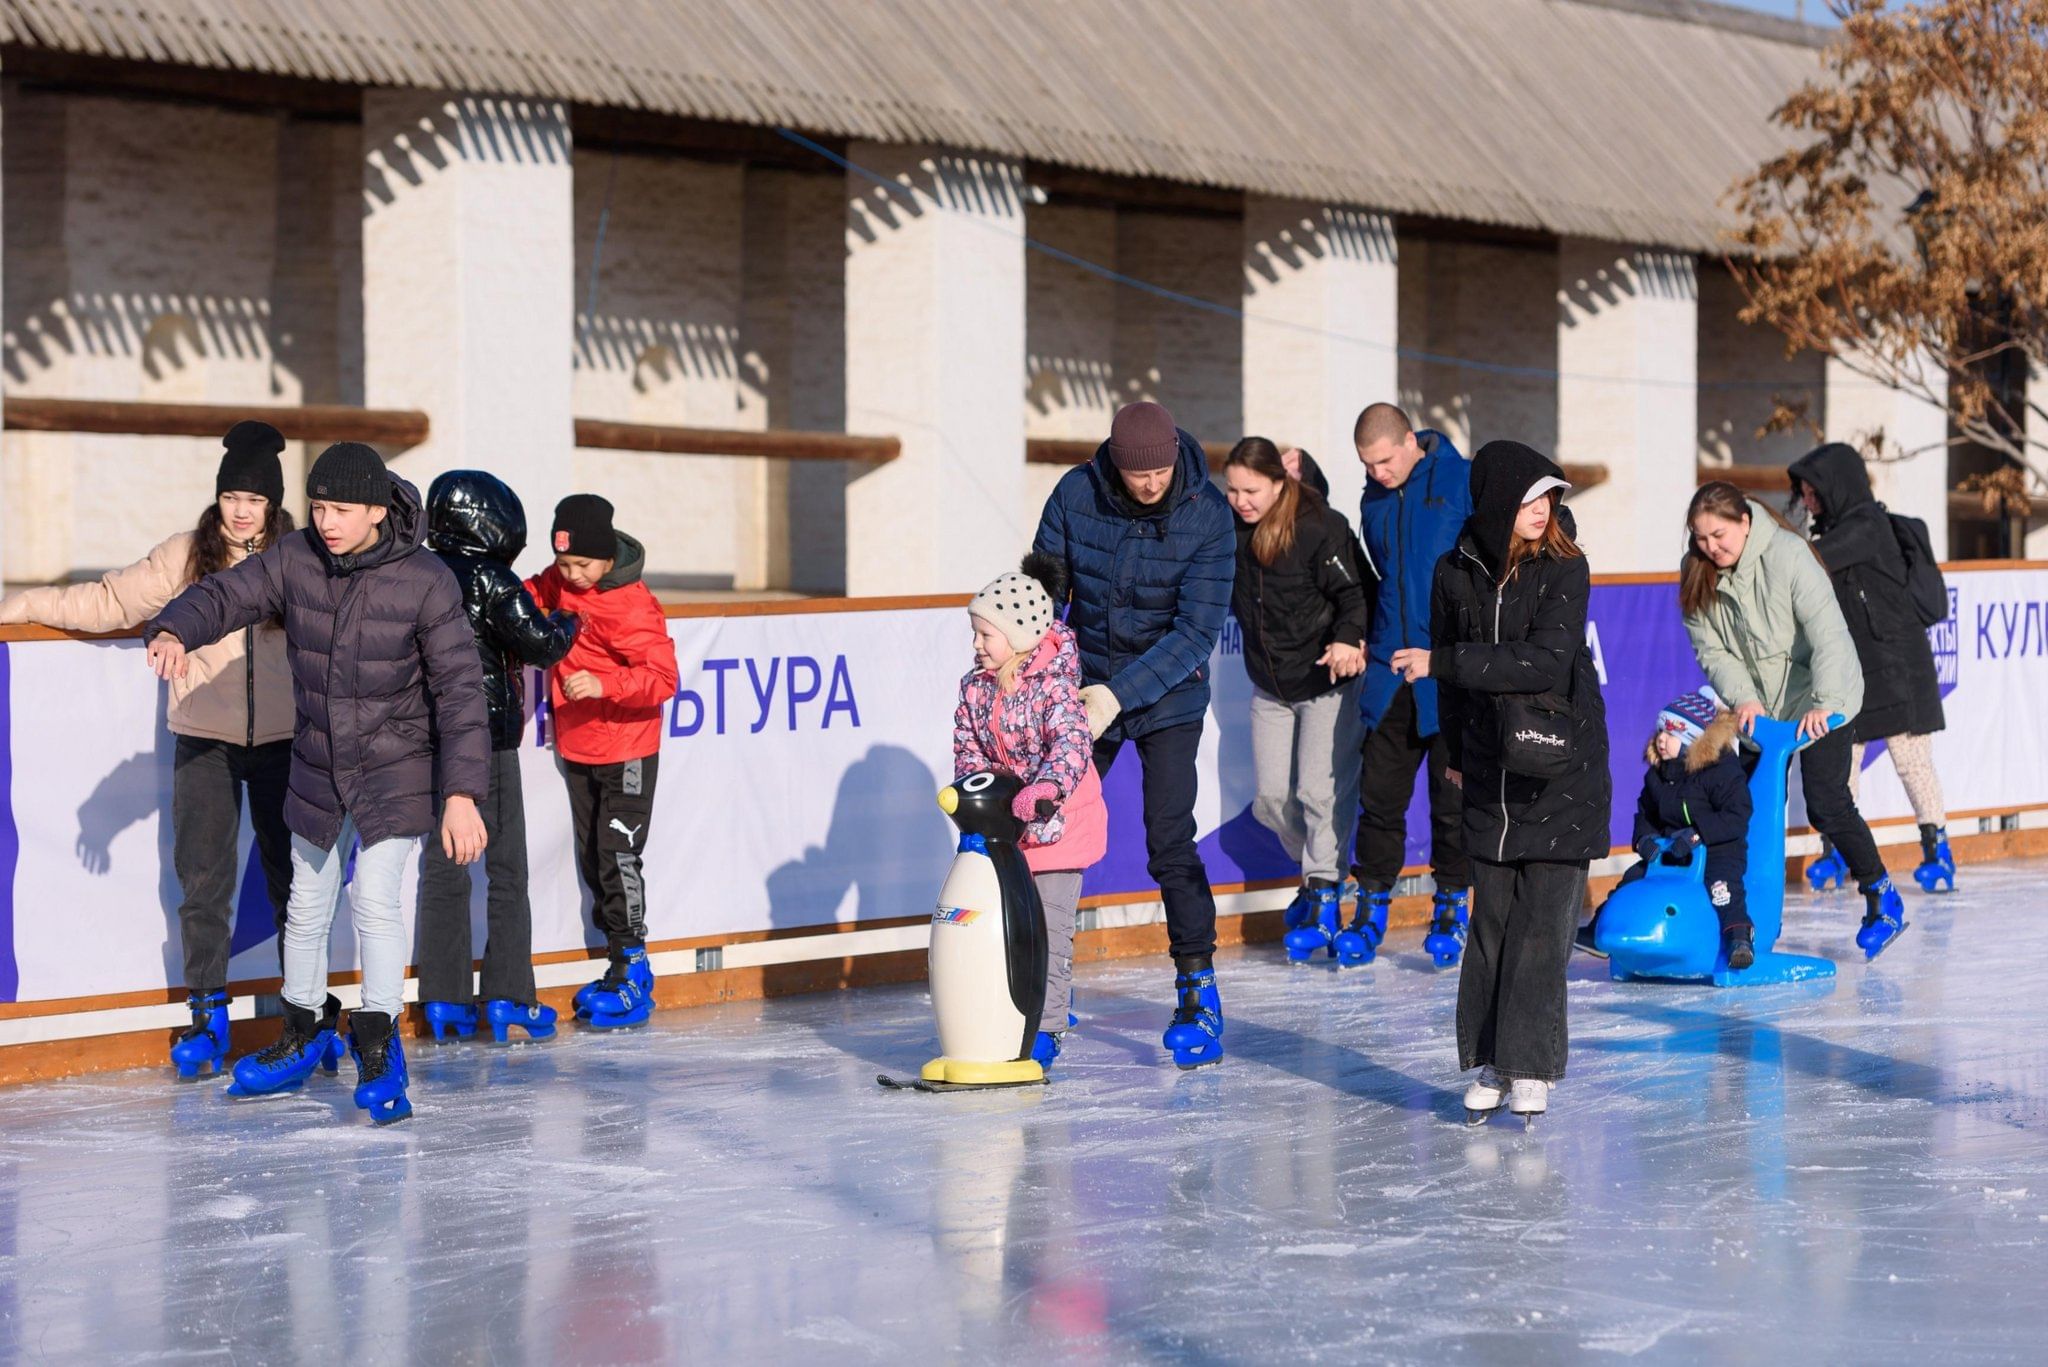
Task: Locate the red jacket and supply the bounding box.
[525,533,679,765]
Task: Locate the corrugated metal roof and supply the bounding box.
[0,0,1827,251]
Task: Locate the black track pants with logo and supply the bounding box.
[562,753,660,953]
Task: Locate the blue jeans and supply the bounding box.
[282,814,414,1018]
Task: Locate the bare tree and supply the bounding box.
[1728,0,2048,518]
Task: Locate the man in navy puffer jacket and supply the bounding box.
[1032,401,1234,1068]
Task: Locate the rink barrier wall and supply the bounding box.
[2,563,2045,1085]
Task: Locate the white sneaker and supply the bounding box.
[1463,1066,1507,1122]
[1509,1077,1550,1119]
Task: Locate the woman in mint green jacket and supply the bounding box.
[1679,482,1907,960]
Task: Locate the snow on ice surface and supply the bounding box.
[2,862,2046,1364]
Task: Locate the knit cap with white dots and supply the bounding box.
[969,572,1054,654]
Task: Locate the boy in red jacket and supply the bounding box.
[526,494,680,1028]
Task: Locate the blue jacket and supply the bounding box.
[1358,429,1469,736]
[1032,430,1235,739]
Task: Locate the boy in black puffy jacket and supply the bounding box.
[1585,690,1754,967]
[415,471,580,1045]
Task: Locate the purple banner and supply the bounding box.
[1081,581,1707,899]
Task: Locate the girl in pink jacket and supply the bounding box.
[953,554,1108,1067]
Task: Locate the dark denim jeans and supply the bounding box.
[1095,721,1217,959]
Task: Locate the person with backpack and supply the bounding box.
[1681,480,1909,959]
[1786,444,1955,893]
[0,422,296,1081]
[1221,438,1368,959]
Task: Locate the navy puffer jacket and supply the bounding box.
[151,474,490,851]
[1032,430,1235,738]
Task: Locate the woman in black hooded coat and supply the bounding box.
[1391,440,1609,1126]
[1786,442,1954,891]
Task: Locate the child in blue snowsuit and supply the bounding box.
[1586,690,1755,968]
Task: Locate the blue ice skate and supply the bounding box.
[484,999,559,1044]
[1598,714,1842,988]
[1280,886,1316,933]
[1422,887,1470,968]
[581,944,655,1030]
[1333,889,1391,967]
[1161,955,1223,1069]
[170,990,230,1081]
[226,997,343,1099]
[1806,840,1849,892]
[347,1011,412,1126]
[1913,825,1956,894]
[1282,884,1341,962]
[1855,878,1910,960]
[1031,1030,1061,1068]
[421,1001,478,1044]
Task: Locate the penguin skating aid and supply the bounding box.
[877,771,1049,1093]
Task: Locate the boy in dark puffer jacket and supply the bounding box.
[526,494,681,1030]
[1584,690,1754,968]
[416,470,580,1045]
[149,443,491,1125]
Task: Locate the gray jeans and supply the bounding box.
[1248,680,1363,885]
[1034,870,1082,1032]
[282,814,414,1018]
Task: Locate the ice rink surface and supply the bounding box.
[2,861,2044,1365]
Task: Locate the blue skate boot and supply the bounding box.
[1333,889,1391,967]
[1280,885,1316,933]
[347,1011,413,1126]
[1854,877,1910,960]
[420,1001,478,1044]
[1282,881,1341,962]
[170,990,231,1081]
[1161,954,1223,1069]
[484,999,559,1045]
[1031,1030,1061,1069]
[1422,887,1471,968]
[1913,824,1956,893]
[582,943,655,1030]
[226,995,342,1099]
[1806,839,1849,892]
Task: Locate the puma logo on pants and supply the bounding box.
[608,818,643,849]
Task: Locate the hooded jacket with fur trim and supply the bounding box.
[1632,710,1752,849]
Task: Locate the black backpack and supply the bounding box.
[1888,511,1949,627]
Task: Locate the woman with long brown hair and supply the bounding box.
[0,422,298,1080]
[1679,479,1907,958]
[1221,437,1369,963]
[1391,440,1609,1127]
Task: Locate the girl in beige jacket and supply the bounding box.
[0,422,298,1078]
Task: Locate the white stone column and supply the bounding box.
[361,92,575,574]
[1241,199,1397,523]
[1556,242,1699,572]
[1825,352,1951,558]
[844,143,1026,596]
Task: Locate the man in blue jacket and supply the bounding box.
[1343,403,1474,968]
[1033,400,1235,1069]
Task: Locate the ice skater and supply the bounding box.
[1583,691,1754,969]
[1681,481,1907,958]
[1391,441,1609,1127]
[147,443,491,1125]
[0,422,297,1081]
[1218,438,1369,963]
[953,554,1109,1069]
[1031,400,1235,1069]
[415,472,581,1045]
[1786,444,1955,894]
[525,494,680,1029]
[1351,404,1475,968]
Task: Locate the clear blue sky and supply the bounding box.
[1718,0,1838,21]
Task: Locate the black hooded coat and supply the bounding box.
[1786,443,1945,741]
[1428,441,1611,864]
[426,471,581,751]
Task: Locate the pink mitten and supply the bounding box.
[1013,782,1059,823]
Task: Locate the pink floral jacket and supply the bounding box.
[953,620,1108,873]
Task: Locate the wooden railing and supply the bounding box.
[3,397,429,446]
[572,419,898,463]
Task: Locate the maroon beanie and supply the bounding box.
[1108,401,1180,472]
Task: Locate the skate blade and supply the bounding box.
[224,1081,305,1101]
[1173,1052,1223,1071]
[172,1061,222,1083]
[486,1030,556,1047]
[368,1101,413,1126]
